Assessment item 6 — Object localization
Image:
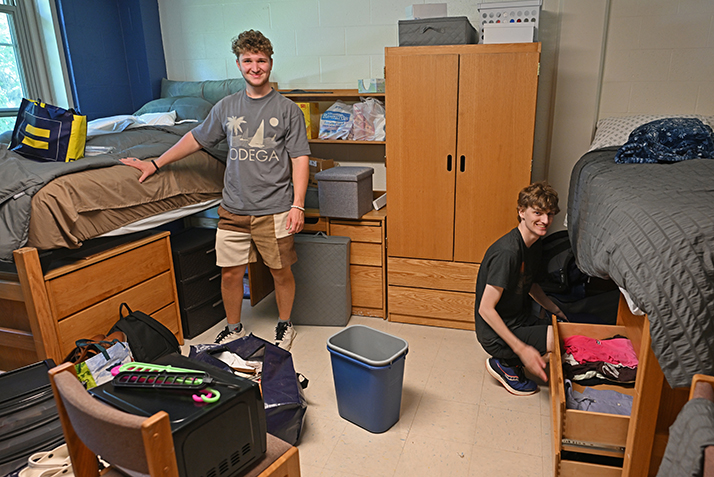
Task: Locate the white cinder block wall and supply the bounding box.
[157,0,485,191]
[157,0,714,217]
[599,0,714,118]
[158,0,483,89]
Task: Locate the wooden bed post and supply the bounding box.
[13,247,63,363]
[617,295,665,476]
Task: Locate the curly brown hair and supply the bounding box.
[231,30,274,59]
[517,181,560,221]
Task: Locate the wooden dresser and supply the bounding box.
[0,231,183,369]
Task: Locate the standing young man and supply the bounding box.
[121,30,310,351]
[475,181,568,395]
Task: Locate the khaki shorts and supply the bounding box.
[215,205,297,269]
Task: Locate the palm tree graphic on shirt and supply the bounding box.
[226,116,246,134]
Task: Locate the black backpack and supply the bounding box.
[539,230,586,295]
[109,303,180,362]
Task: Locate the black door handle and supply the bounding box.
[447,154,452,171]
[460,155,465,172]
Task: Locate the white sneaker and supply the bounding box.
[274,321,296,351]
[215,324,245,344]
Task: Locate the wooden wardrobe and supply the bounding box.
[385,43,541,329]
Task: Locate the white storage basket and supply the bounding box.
[476,0,542,41]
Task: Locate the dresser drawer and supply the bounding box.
[181,293,225,339]
[177,269,222,309]
[330,223,382,243]
[171,228,218,281]
[350,265,383,309]
[350,242,382,266]
[303,215,329,233]
[551,318,644,474]
[56,271,177,356]
[47,238,172,320]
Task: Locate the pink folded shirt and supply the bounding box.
[563,335,638,368]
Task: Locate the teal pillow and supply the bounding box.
[201,78,246,104]
[134,96,213,121]
[160,78,203,99]
[160,78,246,104]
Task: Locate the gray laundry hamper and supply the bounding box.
[290,233,351,326]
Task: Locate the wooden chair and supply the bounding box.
[691,375,714,477]
[48,362,179,477]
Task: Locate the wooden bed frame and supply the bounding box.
[0,231,184,371]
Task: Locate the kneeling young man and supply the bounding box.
[475,181,567,396]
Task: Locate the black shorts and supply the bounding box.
[480,313,549,365]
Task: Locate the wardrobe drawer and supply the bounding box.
[388,285,475,330]
[387,257,478,292]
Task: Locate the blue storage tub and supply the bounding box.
[327,325,408,433]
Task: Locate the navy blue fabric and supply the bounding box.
[614,118,714,164]
[189,334,307,445]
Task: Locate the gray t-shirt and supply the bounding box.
[192,89,311,216]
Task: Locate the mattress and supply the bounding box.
[27,148,224,251]
[568,146,714,388]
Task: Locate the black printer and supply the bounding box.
[90,353,266,477]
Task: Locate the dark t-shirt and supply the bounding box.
[474,227,543,347]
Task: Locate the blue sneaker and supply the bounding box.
[486,358,538,396]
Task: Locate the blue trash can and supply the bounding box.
[327,325,408,433]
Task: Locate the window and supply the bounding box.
[0,0,25,131]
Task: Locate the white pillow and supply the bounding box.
[86,111,177,137]
[136,110,177,125]
[589,114,714,152]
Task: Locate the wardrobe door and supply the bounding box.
[453,49,540,263]
[386,51,459,261]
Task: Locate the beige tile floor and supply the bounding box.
[182,294,553,477]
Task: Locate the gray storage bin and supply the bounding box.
[291,233,351,326]
[398,16,478,46]
[315,166,373,219]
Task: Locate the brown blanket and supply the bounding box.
[28,150,224,251]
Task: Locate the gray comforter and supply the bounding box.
[0,124,198,263]
[568,147,714,388]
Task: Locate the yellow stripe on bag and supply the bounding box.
[25,124,51,138]
[21,136,50,150]
[66,114,87,162]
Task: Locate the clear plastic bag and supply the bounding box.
[319,100,353,140]
[349,97,386,141]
